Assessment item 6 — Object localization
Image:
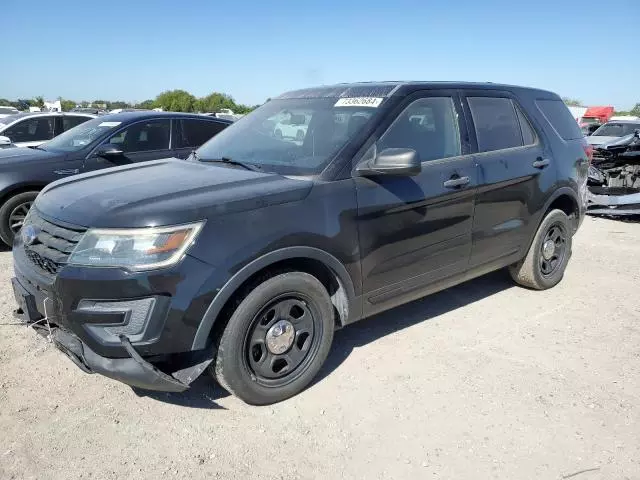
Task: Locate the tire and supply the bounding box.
[509,209,572,290]
[211,272,334,405]
[0,191,39,246]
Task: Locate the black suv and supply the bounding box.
[12,82,589,405]
[0,112,231,245]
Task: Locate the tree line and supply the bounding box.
[0,90,260,114]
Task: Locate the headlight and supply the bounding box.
[68,222,204,270]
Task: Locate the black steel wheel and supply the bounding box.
[244,295,318,386]
[539,222,568,277]
[211,272,335,405]
[509,209,573,290]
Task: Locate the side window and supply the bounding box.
[536,99,584,140]
[378,97,461,162]
[62,116,91,132]
[468,97,522,152]
[515,106,536,146]
[176,119,228,149]
[4,117,54,143]
[105,119,170,153]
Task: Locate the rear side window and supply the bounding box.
[536,99,583,140]
[176,119,228,149]
[468,97,522,152]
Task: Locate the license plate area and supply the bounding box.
[12,277,44,323]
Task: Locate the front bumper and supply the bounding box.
[12,227,224,391]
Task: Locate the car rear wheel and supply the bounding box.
[509,209,572,290]
[0,191,39,246]
[211,272,335,405]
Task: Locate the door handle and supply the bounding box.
[443,176,470,188]
[532,158,550,169]
[54,169,80,175]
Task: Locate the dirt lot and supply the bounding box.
[1,216,639,480]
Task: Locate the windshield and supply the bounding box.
[195,98,383,175]
[40,117,123,152]
[592,123,640,137]
[0,107,18,115]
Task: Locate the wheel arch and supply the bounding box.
[191,247,358,350]
[0,183,46,207]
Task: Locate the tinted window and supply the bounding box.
[536,99,583,140]
[3,117,54,143]
[468,97,522,152]
[177,119,228,148]
[62,115,91,132]
[106,119,170,153]
[516,105,536,145]
[378,97,461,162]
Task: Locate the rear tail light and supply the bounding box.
[583,144,593,164]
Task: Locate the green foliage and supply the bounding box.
[136,99,156,109]
[155,90,197,112]
[562,97,583,107]
[109,101,132,110]
[195,92,235,113]
[32,96,45,108]
[0,98,11,106]
[60,99,76,111]
[630,103,640,117]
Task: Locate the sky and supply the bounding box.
[3,0,639,110]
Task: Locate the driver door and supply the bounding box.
[84,119,172,172]
[354,91,478,316]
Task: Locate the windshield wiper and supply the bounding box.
[200,156,261,171]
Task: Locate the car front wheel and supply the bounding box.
[0,191,39,246]
[211,272,335,405]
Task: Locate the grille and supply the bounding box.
[23,210,86,276]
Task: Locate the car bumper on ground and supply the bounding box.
[587,188,640,216]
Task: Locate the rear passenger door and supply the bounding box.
[172,118,229,159]
[461,91,556,270]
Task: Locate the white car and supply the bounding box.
[0,106,19,119]
[273,113,309,141]
[0,112,95,148]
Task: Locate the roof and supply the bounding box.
[277,81,560,100]
[98,111,233,123]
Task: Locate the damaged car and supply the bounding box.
[588,127,640,215]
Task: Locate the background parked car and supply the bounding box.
[0,106,20,119]
[0,111,231,245]
[586,120,640,147]
[0,112,96,148]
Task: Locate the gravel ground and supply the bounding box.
[1,216,639,480]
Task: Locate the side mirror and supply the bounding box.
[357,148,421,177]
[0,136,12,146]
[94,144,124,159]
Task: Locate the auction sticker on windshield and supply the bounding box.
[334,97,383,108]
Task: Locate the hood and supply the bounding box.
[36,158,313,228]
[586,135,620,147]
[0,146,62,166]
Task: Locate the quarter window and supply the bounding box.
[105,119,170,153]
[468,97,522,152]
[4,117,54,143]
[516,106,536,146]
[378,97,461,162]
[176,119,228,149]
[62,115,92,132]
